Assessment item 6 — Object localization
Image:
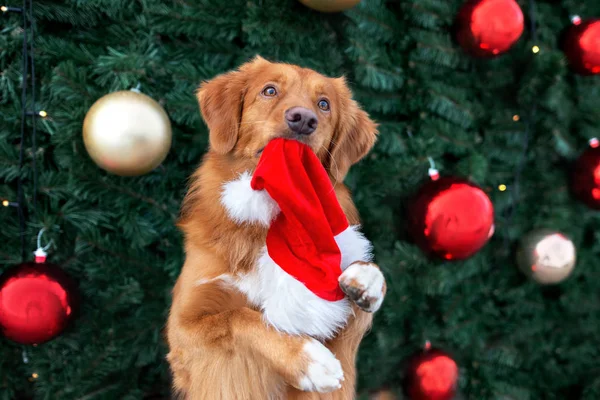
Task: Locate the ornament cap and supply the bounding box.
[427,157,439,181]
[34,248,47,263]
[428,168,440,181]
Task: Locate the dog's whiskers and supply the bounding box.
[239,120,270,126]
[321,142,341,188]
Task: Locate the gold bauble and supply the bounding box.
[298,0,361,13]
[516,229,576,285]
[83,90,172,176]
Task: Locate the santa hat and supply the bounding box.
[221,138,372,302]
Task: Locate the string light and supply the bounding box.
[1,5,22,12]
[26,110,48,118]
[512,115,520,122]
[498,184,507,192]
[532,45,540,54]
[571,15,582,26]
[32,373,38,379]
[590,137,599,149]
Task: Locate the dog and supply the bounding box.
[167,56,386,400]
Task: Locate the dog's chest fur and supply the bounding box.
[218,172,373,340]
[233,250,353,340]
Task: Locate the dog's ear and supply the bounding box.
[327,77,378,182]
[196,56,269,154]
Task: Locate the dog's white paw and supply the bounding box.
[339,262,385,313]
[298,339,344,393]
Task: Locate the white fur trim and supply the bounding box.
[335,225,373,270]
[233,248,352,340]
[221,171,280,226]
[298,339,344,393]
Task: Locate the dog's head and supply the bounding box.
[197,56,377,182]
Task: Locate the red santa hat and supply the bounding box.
[220,138,373,302]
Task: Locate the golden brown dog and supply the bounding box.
[167,56,386,400]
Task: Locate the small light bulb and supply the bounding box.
[590,138,599,148]
[498,184,507,192]
[2,200,8,207]
[1,6,8,12]
[512,115,520,122]
[38,110,48,118]
[532,46,540,54]
[32,373,39,379]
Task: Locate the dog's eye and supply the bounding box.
[262,86,277,97]
[318,99,330,111]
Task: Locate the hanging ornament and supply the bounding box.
[298,0,360,13]
[407,167,495,260]
[563,16,600,75]
[455,0,524,57]
[83,87,172,176]
[0,231,78,344]
[403,343,459,400]
[516,229,576,285]
[570,138,600,209]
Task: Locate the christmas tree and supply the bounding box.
[1,0,600,399]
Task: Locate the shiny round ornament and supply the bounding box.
[516,230,576,285]
[404,348,459,400]
[408,176,495,260]
[563,18,600,75]
[83,89,172,176]
[570,139,600,209]
[0,261,78,344]
[298,0,360,13]
[455,0,524,57]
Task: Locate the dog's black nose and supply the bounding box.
[285,107,318,135]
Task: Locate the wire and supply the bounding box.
[529,0,537,41]
[17,0,29,262]
[28,0,37,215]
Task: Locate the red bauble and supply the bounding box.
[0,261,78,344]
[455,0,524,57]
[570,140,600,209]
[563,18,600,75]
[408,176,495,260]
[404,348,459,400]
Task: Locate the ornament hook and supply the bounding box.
[427,157,439,181]
[131,82,142,93]
[34,228,53,263]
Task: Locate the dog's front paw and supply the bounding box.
[339,262,386,313]
[297,339,344,393]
